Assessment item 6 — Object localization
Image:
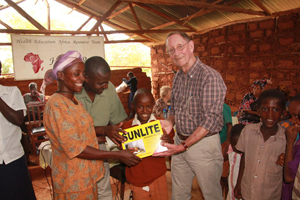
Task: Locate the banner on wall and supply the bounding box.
[11,35,105,80]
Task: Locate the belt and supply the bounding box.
[177,132,218,140]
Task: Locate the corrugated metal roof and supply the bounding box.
[1,0,300,44]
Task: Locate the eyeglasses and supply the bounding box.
[166,41,189,55]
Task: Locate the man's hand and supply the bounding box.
[104,122,127,147]
[118,149,141,167]
[153,141,185,157]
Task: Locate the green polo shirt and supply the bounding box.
[219,103,232,144]
[75,82,127,126]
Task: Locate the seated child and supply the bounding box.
[227,124,245,200]
[123,88,174,200]
[234,89,286,200]
[282,94,300,200]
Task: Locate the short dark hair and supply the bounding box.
[257,89,286,110]
[85,56,111,76]
[132,88,154,106]
[230,124,245,140]
[127,72,134,77]
[290,93,300,103]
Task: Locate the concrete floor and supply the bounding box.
[28,158,204,200]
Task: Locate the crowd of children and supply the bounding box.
[122,84,300,200]
[224,87,300,200]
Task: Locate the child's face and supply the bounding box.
[133,94,155,124]
[288,101,300,126]
[259,98,283,129]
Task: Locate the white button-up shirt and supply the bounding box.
[0,85,26,164]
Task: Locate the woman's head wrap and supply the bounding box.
[252,78,272,89]
[40,51,83,94]
[52,51,83,80]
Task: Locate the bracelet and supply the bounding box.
[181,141,189,151]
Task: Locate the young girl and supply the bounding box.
[123,88,174,200]
[227,124,244,200]
[234,89,286,200]
[282,94,300,200]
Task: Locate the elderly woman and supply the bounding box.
[153,85,171,118]
[237,78,271,124]
[43,51,140,199]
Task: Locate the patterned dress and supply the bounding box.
[44,93,104,200]
[237,92,257,125]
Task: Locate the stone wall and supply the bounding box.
[151,13,300,112]
[0,67,151,115]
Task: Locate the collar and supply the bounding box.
[76,86,107,103]
[178,56,201,78]
[132,113,157,126]
[0,85,10,97]
[251,122,285,140]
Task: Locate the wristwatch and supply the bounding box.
[181,141,189,151]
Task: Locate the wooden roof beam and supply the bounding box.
[134,3,198,31]
[129,3,143,30]
[104,20,156,42]
[54,0,156,42]
[44,0,50,30]
[0,19,13,29]
[182,0,241,25]
[0,28,192,35]
[121,0,266,16]
[150,21,175,30]
[0,0,25,11]
[150,0,228,29]
[4,0,47,30]
[68,0,86,14]
[73,16,93,36]
[89,1,121,32]
[182,0,224,24]
[249,0,272,15]
[107,4,131,19]
[138,0,243,30]
[99,24,109,41]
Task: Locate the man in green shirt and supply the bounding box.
[75,56,136,200]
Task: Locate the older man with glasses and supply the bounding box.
[155,31,227,200]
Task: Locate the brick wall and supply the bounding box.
[151,13,300,112]
[0,67,151,115]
